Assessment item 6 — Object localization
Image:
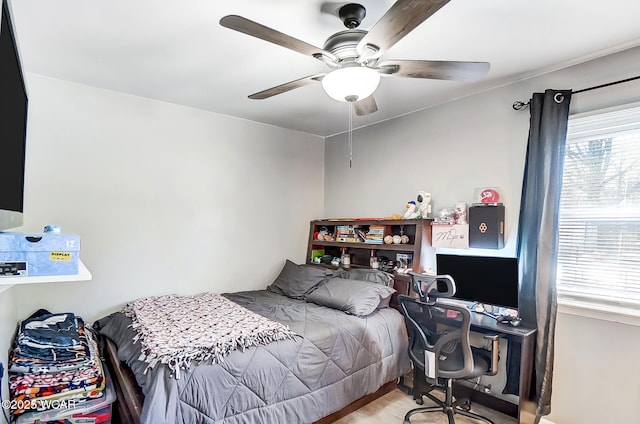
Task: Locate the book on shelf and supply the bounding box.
[364,239,383,244]
[365,225,385,242]
[337,237,359,243]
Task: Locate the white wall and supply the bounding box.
[552,314,640,424]
[14,75,325,322]
[325,80,528,257]
[325,46,640,423]
[0,287,18,407]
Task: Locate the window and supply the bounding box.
[557,104,640,311]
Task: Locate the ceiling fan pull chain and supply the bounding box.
[348,103,353,168]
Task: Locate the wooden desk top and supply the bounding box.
[469,311,537,338]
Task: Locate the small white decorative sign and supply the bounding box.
[431,223,469,249]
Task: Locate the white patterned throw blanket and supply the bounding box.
[123,293,297,378]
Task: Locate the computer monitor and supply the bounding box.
[436,254,519,310]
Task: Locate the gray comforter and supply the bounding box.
[95,290,410,424]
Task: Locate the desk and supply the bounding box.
[410,310,536,424]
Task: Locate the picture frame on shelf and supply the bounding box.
[396,253,413,274]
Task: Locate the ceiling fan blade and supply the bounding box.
[353,95,378,116]
[357,0,450,62]
[220,15,337,64]
[248,74,325,100]
[378,60,490,80]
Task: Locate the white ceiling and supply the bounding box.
[8,0,640,137]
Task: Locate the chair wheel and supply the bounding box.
[459,400,471,411]
[403,420,411,424]
[415,398,423,405]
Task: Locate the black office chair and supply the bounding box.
[399,272,498,424]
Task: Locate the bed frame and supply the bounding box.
[100,336,397,424]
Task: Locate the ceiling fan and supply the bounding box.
[219,0,490,116]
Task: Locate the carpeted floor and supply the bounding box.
[334,388,518,424]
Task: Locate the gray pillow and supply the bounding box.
[305,277,396,317]
[335,268,395,287]
[267,260,333,299]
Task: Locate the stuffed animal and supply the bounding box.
[403,201,420,219]
[416,191,432,218]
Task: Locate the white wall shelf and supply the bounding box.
[0,260,92,294]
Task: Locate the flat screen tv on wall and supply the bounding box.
[0,0,28,231]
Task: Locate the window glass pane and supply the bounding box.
[558,105,640,309]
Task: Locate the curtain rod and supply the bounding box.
[512,74,640,110]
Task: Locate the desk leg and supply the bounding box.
[519,400,537,424]
[518,333,536,424]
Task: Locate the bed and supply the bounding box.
[94,263,411,424]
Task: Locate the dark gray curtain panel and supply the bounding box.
[517,89,572,422]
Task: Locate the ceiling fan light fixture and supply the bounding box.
[321,66,380,102]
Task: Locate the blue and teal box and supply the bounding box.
[0,232,80,277]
